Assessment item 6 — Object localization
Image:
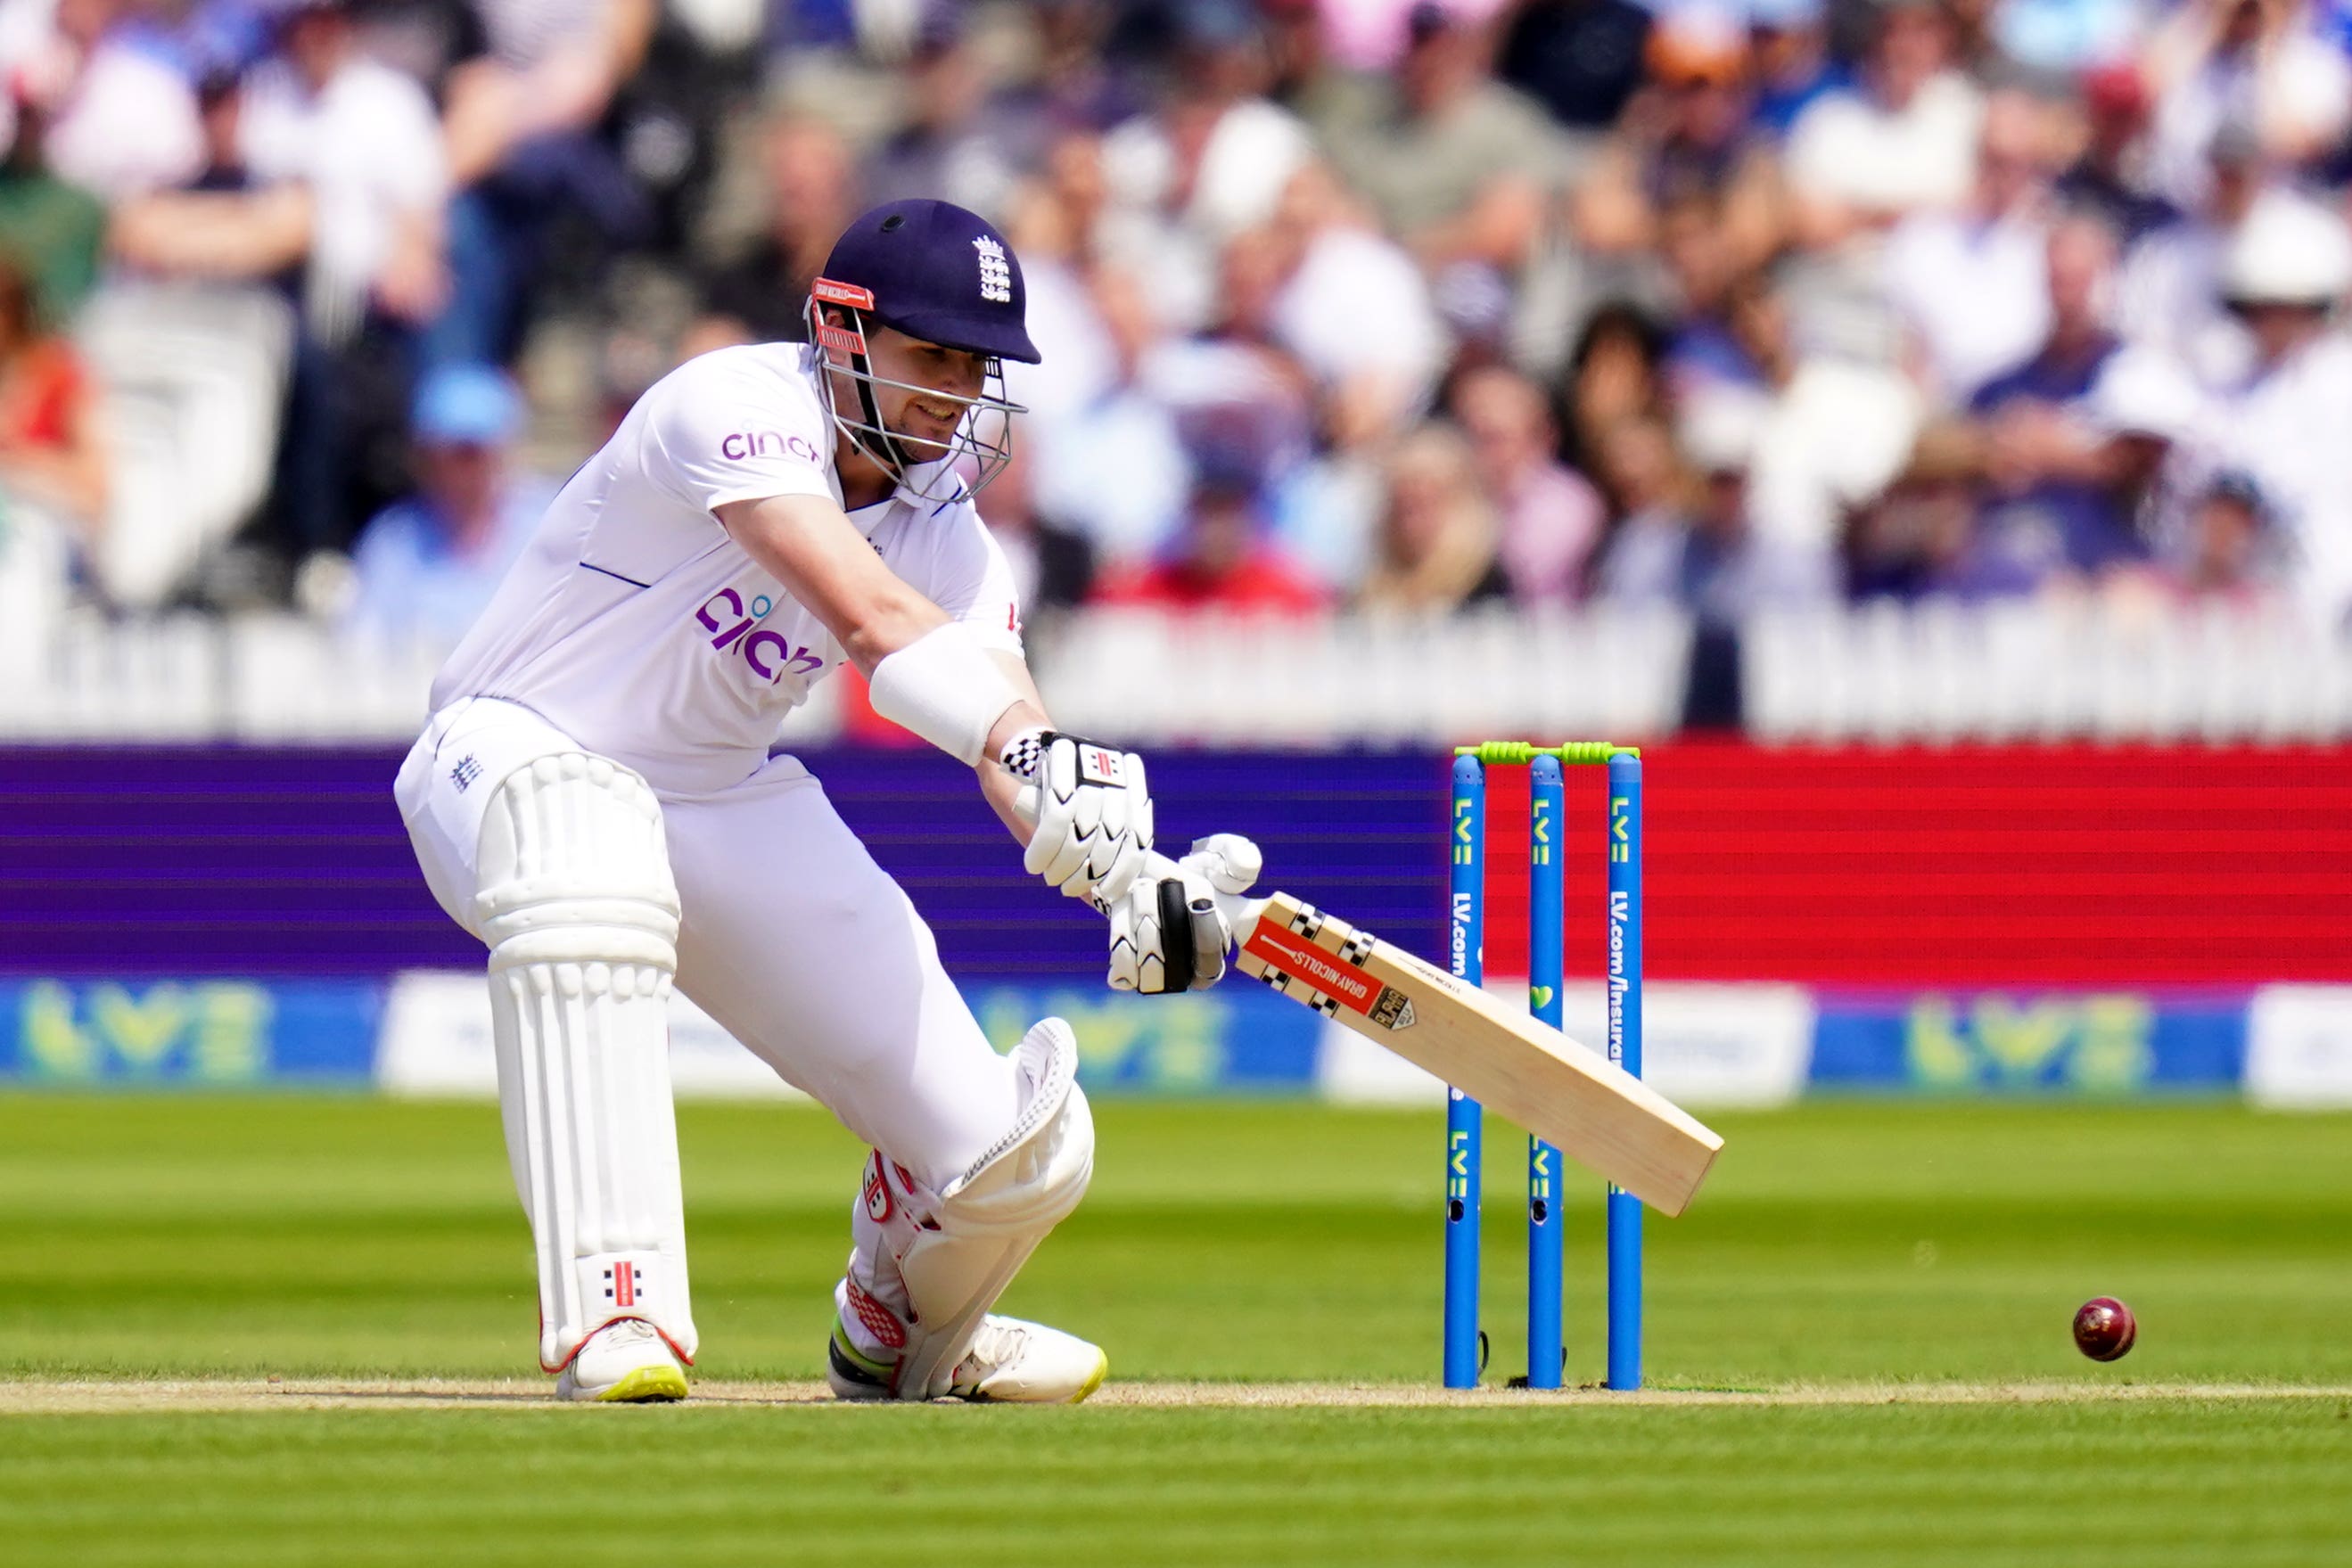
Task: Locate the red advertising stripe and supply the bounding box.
[1242,922,1382,1015]
[1474,740,2352,985]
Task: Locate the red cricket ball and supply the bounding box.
[2073,1296,2137,1362]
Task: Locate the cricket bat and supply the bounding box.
[1001,759,1722,1214]
[1228,891,1723,1217]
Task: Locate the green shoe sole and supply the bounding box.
[593,1364,690,1403]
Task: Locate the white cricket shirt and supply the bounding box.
[431,343,1024,792]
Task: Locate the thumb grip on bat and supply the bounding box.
[1008,775,1267,940]
[1145,847,1269,947]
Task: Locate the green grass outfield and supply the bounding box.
[4,1096,2350,1564]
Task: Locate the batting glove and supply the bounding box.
[1104,833,1264,995]
[1002,727,1154,905]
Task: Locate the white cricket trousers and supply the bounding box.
[395,696,1022,1192]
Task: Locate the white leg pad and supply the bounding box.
[890,1018,1095,1398]
[476,752,696,1373]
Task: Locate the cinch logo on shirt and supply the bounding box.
[720,430,824,464]
[696,587,826,685]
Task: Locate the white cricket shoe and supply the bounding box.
[555,1318,689,1403]
[826,1312,1108,1404]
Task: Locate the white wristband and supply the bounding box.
[867,622,1024,766]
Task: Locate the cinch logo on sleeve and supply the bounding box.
[695,587,826,685]
[720,430,824,464]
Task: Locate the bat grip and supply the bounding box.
[1141,848,1269,940]
[1001,761,1268,939]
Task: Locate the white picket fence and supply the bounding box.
[4,601,2348,745]
[1746,599,2352,743]
[0,614,447,743]
[1029,605,1693,746]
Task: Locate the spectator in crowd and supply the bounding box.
[1603,393,1833,617]
[1785,0,1983,250]
[1448,362,1605,605]
[1658,193,1765,402]
[346,363,550,643]
[186,63,251,192]
[1006,126,1113,274]
[861,7,1026,221]
[1358,422,1510,612]
[1262,0,1348,124]
[2142,0,2350,210]
[1098,1,1312,332]
[1943,0,2010,75]
[21,0,201,201]
[107,103,309,286]
[236,0,449,571]
[975,433,1094,613]
[1629,386,1836,726]
[1966,216,2155,576]
[47,18,304,607]
[2057,62,2181,246]
[1496,0,1656,134]
[1571,6,1786,278]
[692,112,858,349]
[986,0,1144,149]
[0,78,106,325]
[92,48,310,606]
[0,240,95,657]
[1978,215,2129,419]
[2201,192,2352,627]
[242,0,447,344]
[1141,219,1318,449]
[0,248,106,546]
[1561,300,1670,474]
[430,0,658,367]
[1029,266,1192,571]
[1306,0,1520,70]
[0,0,2334,702]
[1264,160,1449,429]
[2115,117,2278,379]
[1720,268,1925,555]
[1592,411,1694,591]
[1321,1,1564,279]
[1748,0,1847,137]
[1845,421,2044,597]
[1091,435,1327,613]
[1266,369,1388,594]
[2160,472,2288,606]
[2082,343,2204,560]
[998,133,1127,430]
[1883,90,2061,406]
[1141,225,1332,585]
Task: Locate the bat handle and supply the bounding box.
[1142,848,1268,940]
[1002,762,1269,940]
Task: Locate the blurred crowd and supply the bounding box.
[6,0,2352,658]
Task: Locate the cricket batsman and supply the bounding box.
[392,200,1259,1403]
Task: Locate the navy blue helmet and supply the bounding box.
[805,200,1036,501]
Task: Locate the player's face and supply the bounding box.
[860,325,991,460]
[810,303,1022,499]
